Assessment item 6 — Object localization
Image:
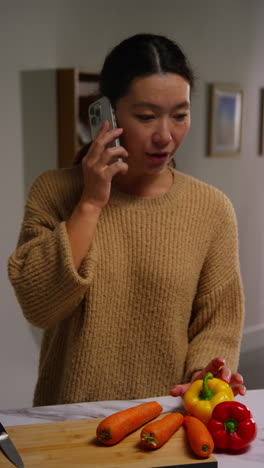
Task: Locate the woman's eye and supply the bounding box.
[174,113,189,121]
[135,114,155,121]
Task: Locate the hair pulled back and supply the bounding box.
[99,33,194,105]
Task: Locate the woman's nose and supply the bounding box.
[152,122,173,146]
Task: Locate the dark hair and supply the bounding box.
[100,33,194,105]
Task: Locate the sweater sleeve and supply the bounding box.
[183,194,245,382]
[8,172,97,329]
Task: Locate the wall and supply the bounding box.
[0,0,263,409]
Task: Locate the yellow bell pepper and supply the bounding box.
[183,372,234,424]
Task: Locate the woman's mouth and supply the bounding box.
[145,152,170,160]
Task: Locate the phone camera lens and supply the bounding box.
[91,116,97,125]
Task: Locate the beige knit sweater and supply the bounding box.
[8,166,244,406]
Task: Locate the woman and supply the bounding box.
[8,34,245,406]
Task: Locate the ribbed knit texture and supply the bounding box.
[8,166,245,406]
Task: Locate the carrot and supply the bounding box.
[183,415,214,458]
[140,412,184,449]
[96,401,163,445]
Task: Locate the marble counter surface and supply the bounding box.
[0,389,263,467]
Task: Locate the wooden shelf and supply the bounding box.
[56,69,99,168]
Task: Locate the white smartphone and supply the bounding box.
[88,96,121,155]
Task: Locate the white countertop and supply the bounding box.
[0,389,263,467]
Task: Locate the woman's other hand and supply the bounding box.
[170,357,246,398]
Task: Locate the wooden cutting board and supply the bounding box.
[0,415,218,468]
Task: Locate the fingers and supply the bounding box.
[215,365,232,383]
[189,358,226,382]
[204,359,246,393]
[99,145,128,169]
[200,357,236,383]
[80,119,129,208]
[205,357,226,374]
[228,372,246,396]
[230,372,244,385]
[170,358,247,399]
[83,122,128,175]
[231,383,247,396]
[88,121,124,162]
[170,382,191,397]
[207,361,247,397]
[102,158,129,180]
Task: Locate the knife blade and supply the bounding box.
[0,423,24,468]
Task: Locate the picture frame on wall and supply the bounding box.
[208,83,243,157]
[260,88,264,155]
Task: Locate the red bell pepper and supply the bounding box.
[207,401,257,451]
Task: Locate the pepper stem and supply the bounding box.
[224,418,238,434]
[199,372,215,400]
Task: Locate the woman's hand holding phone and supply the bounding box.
[80,120,128,209]
[66,121,128,270]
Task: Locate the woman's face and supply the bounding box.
[115,73,191,177]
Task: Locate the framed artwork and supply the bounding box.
[208,83,243,157]
[260,88,264,155]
